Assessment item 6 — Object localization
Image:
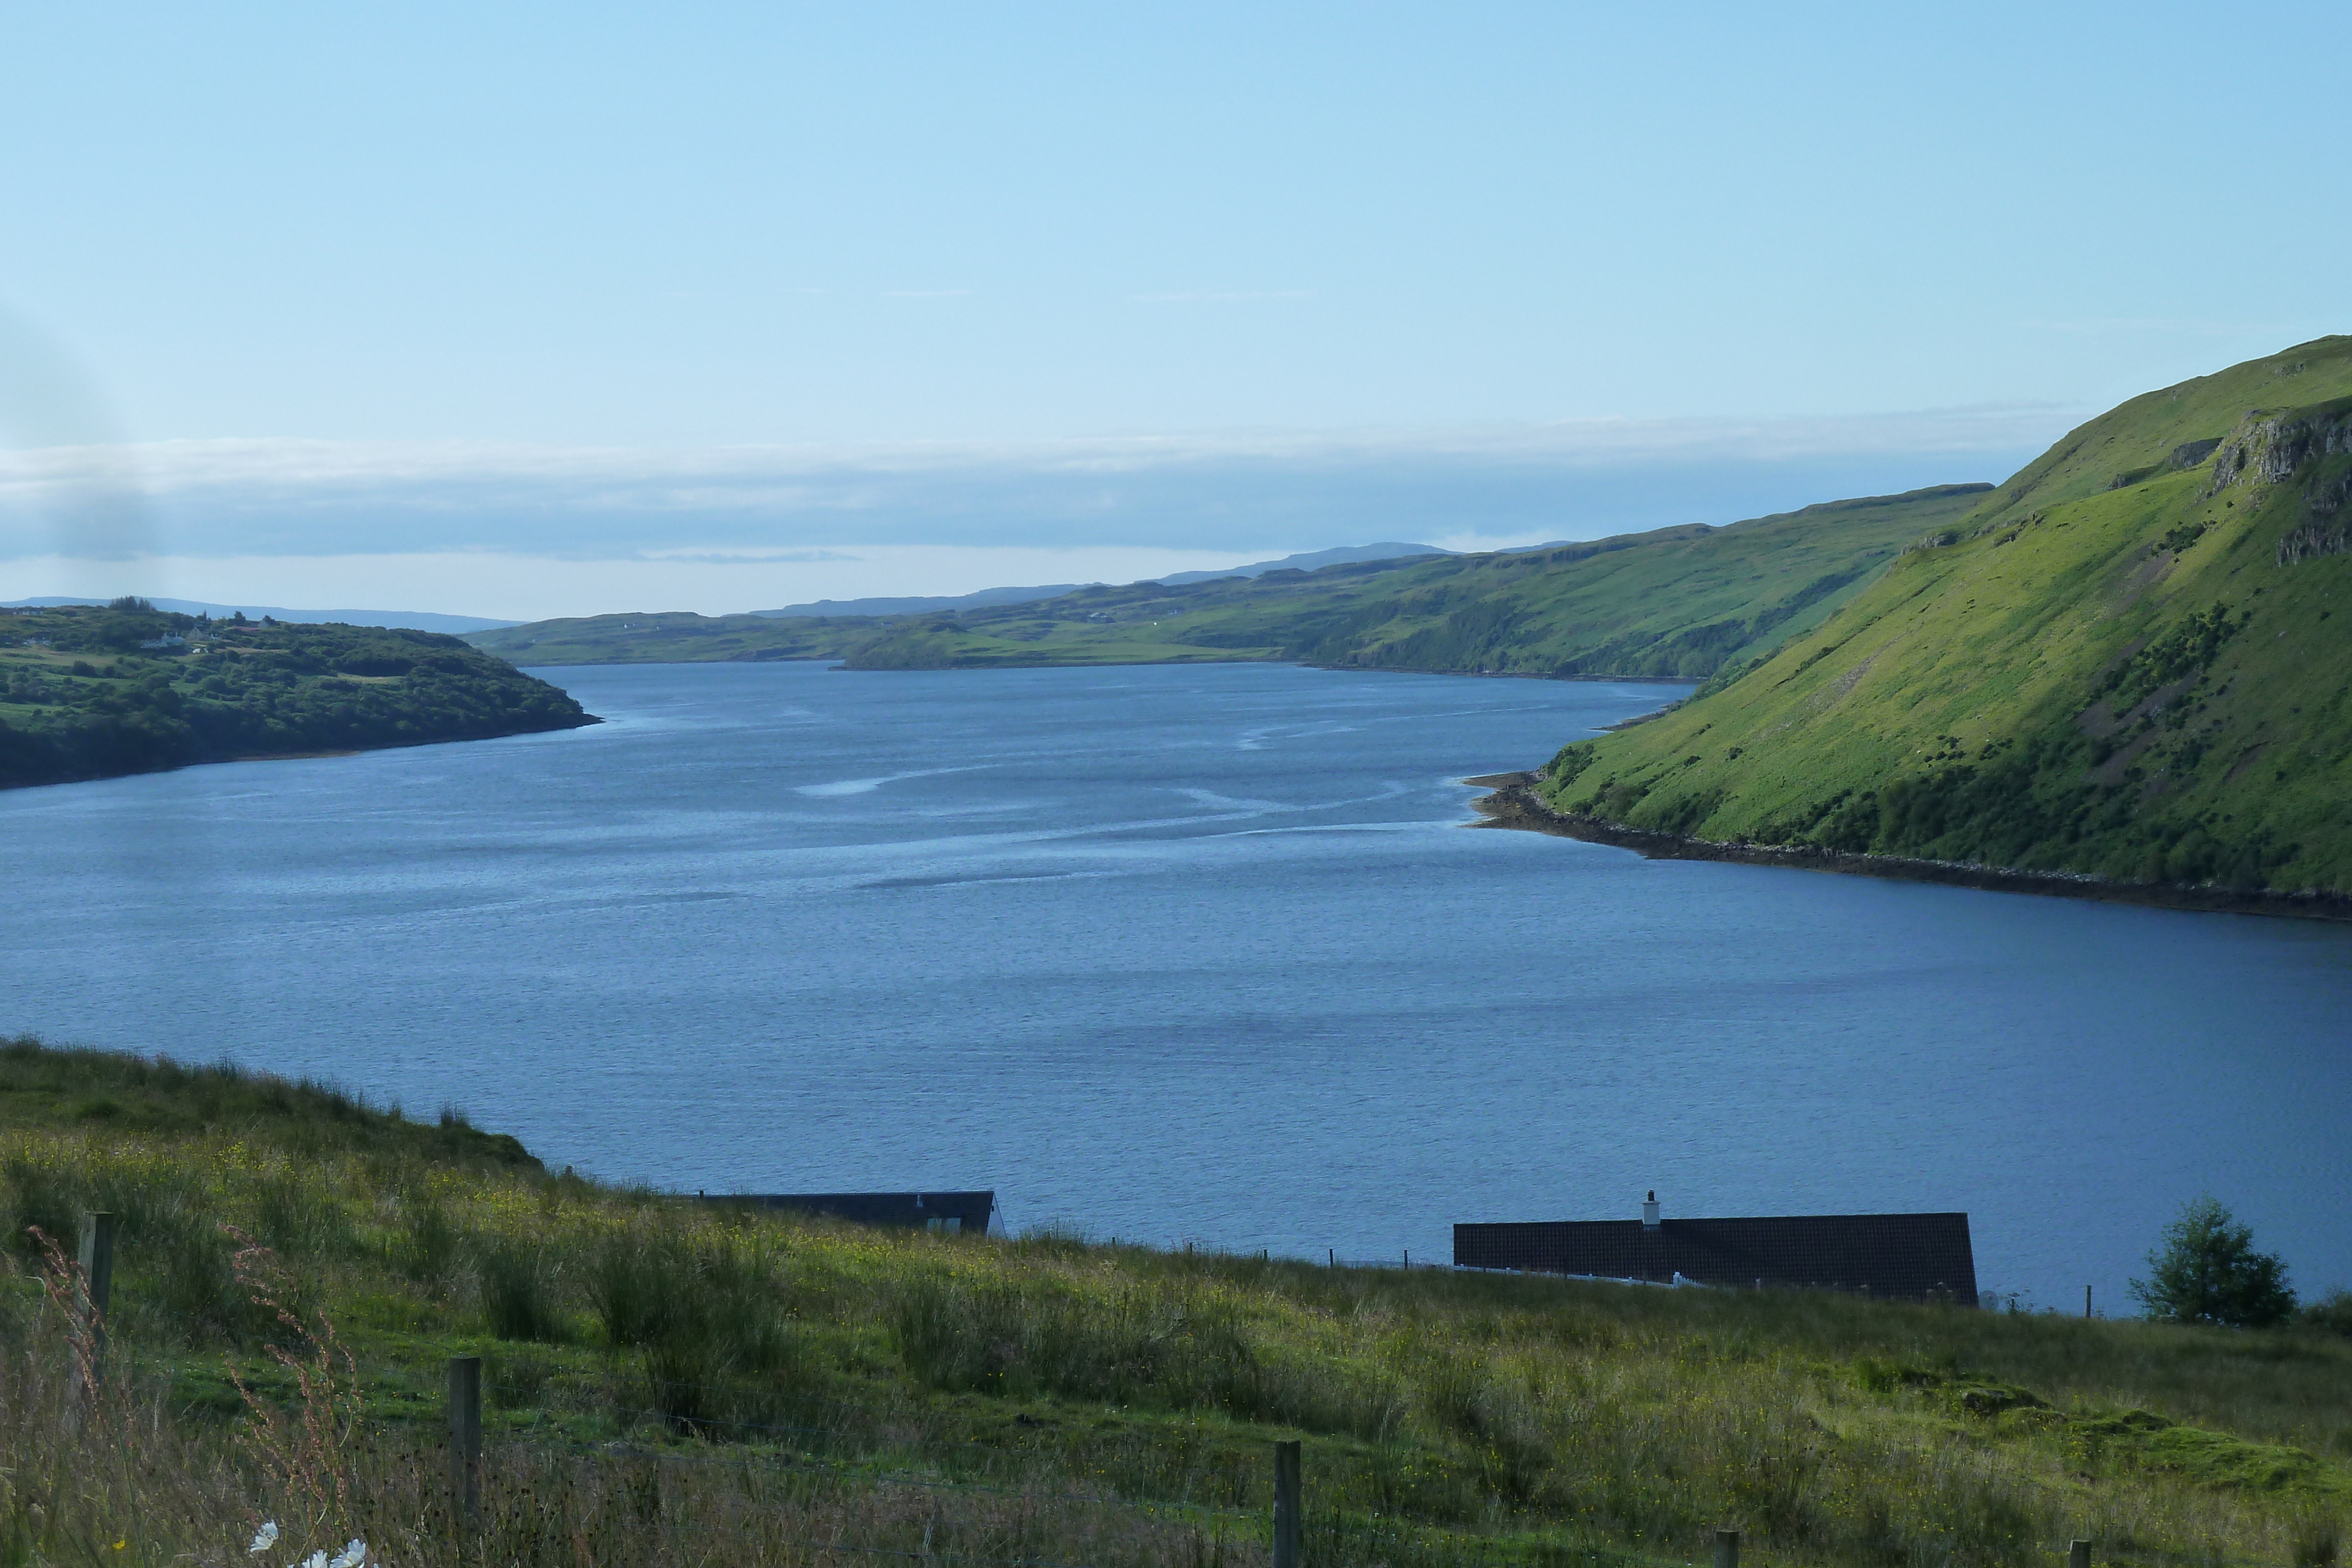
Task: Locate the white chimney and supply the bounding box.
[1642,1190,1660,1231]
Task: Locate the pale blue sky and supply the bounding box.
[1,2,2346,615]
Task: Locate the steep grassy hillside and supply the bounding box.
[4,1039,2351,1568]
[0,603,596,789]
[1526,337,2352,901]
[467,485,1990,682]
[837,486,1989,675]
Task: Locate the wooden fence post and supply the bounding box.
[68,1211,116,1419]
[2069,1539,2092,1568]
[1272,1440,1301,1568]
[1715,1529,1740,1568]
[449,1356,482,1526]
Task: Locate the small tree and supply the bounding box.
[2129,1196,2296,1328]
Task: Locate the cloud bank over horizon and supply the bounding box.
[0,405,2070,619]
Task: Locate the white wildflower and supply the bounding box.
[328,1541,367,1568]
[298,1550,328,1568]
[248,1524,279,1556]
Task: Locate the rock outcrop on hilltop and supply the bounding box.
[1511,337,2352,905]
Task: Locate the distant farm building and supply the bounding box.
[701,1189,1004,1236]
[1454,1192,1976,1303]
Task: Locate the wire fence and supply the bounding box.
[12,1215,2176,1568]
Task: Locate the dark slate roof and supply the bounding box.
[1454,1212,1976,1303]
[703,1191,999,1235]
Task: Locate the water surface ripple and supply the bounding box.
[5,661,2347,1306]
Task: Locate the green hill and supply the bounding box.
[837,485,1992,676]
[5,1036,2351,1568]
[1514,336,2352,906]
[464,607,881,666]
[466,484,1993,681]
[0,601,597,789]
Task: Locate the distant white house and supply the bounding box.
[140,634,188,649]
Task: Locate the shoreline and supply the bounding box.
[517,648,1702,686]
[1465,772,2352,924]
[0,713,602,794]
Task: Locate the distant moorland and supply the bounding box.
[0,601,596,790]
[466,484,1992,680]
[1506,336,2352,906]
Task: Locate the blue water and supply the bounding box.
[4,660,2348,1308]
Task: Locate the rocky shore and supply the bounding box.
[1465,771,2352,923]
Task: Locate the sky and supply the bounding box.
[2,2,2347,619]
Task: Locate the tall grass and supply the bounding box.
[2,1037,2349,1568]
[473,1232,567,1345]
[585,1219,801,1426]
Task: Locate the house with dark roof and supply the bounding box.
[699,1190,1003,1237]
[1454,1192,1976,1303]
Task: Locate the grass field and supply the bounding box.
[4,1038,2348,1568]
[1536,337,2352,897]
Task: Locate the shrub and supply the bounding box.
[2130,1196,2296,1328]
[2300,1290,2352,1339]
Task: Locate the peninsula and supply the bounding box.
[0,600,597,790]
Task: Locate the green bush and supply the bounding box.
[2131,1196,2297,1328]
[2300,1290,2352,1339]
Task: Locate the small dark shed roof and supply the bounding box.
[705,1191,1000,1235]
[1454,1211,1976,1303]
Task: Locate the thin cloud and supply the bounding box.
[0,406,2070,563]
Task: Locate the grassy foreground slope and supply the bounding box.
[6,1038,2351,1568]
[465,486,1990,681]
[1529,337,2352,901]
[0,602,596,789]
